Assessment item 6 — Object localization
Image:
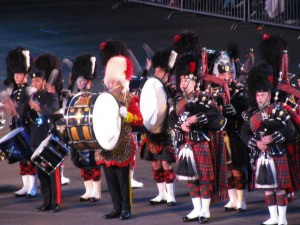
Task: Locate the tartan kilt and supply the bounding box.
[192,141,214,182]
[252,154,292,189]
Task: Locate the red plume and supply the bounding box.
[268,74,274,84]
[100,42,106,50]
[189,62,196,74]
[125,57,133,81]
[262,33,270,40]
[174,34,181,44]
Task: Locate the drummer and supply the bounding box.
[4,47,38,198]
[139,47,177,206]
[98,56,143,220]
[28,70,61,213]
[70,53,102,203]
[100,39,144,188]
[33,54,70,185]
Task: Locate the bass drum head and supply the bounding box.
[93,92,121,151]
[140,77,168,133]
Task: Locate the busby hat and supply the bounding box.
[99,40,129,66]
[174,51,200,91]
[173,30,200,55]
[247,63,272,106]
[71,54,97,83]
[5,47,32,86]
[151,48,178,73]
[104,56,133,93]
[30,69,46,79]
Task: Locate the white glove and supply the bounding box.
[119,106,128,118]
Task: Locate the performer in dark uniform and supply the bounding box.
[28,70,61,213]
[168,52,227,224]
[240,63,297,225]
[100,39,144,188]
[210,51,249,212]
[4,47,38,198]
[70,53,101,202]
[34,54,70,185]
[98,56,143,220]
[139,47,177,206]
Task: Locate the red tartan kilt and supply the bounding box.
[19,161,36,175]
[192,141,214,182]
[273,155,292,189]
[252,154,292,189]
[81,168,101,180]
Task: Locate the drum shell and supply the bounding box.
[71,149,101,169]
[31,134,70,175]
[64,92,100,150]
[0,128,32,164]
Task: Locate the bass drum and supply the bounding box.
[0,127,32,164]
[64,92,101,150]
[71,149,101,169]
[139,77,168,134]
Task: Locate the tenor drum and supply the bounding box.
[140,77,168,133]
[0,127,32,164]
[71,149,101,169]
[31,134,70,175]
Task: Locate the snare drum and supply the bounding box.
[139,77,168,133]
[0,127,32,164]
[31,134,70,175]
[71,149,101,169]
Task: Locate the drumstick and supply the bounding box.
[143,43,154,59]
[127,49,143,76]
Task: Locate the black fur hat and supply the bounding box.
[71,53,97,83]
[151,47,177,73]
[99,39,129,66]
[5,47,32,86]
[174,51,201,91]
[34,54,63,96]
[246,63,272,106]
[173,30,200,55]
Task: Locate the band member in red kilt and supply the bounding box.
[240,63,297,225]
[4,47,38,198]
[209,49,249,213]
[69,53,101,202]
[139,47,177,206]
[98,56,143,220]
[168,52,227,224]
[100,40,143,188]
[28,70,61,213]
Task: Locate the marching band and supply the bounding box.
[0,30,299,225]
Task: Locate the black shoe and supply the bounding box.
[167,201,176,206]
[35,204,51,212]
[120,210,131,220]
[27,193,37,198]
[236,208,246,213]
[90,197,99,203]
[50,205,60,213]
[103,210,121,219]
[199,216,210,224]
[224,206,236,212]
[181,216,199,222]
[149,200,167,205]
[15,193,27,198]
[79,197,90,202]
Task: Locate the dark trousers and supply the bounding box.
[103,165,131,212]
[37,166,61,206]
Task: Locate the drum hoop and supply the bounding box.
[93,92,123,151]
[140,76,169,133]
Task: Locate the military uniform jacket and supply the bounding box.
[29,90,60,147]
